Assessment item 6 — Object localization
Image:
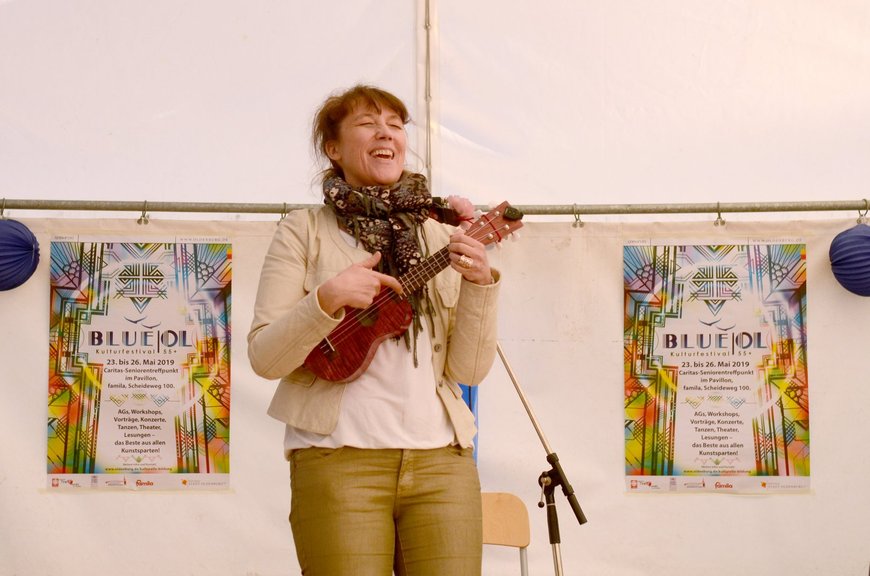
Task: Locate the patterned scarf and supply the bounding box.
[322,171,435,360]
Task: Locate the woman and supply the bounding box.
[247,85,500,575]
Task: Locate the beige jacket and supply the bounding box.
[247,205,500,448]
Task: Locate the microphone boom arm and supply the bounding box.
[495,342,587,576]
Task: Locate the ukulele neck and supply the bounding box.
[399,247,450,293]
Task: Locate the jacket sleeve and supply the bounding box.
[246,209,344,380]
[442,270,501,387]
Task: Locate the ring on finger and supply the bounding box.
[458,255,474,269]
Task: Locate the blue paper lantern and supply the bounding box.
[829,223,870,296]
[0,219,40,291]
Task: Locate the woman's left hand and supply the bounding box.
[448,232,493,285]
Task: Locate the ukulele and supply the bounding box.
[304,201,524,383]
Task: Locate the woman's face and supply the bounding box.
[326,103,407,187]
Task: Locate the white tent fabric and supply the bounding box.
[432,1,870,206]
[0,1,422,206]
[3,1,868,211]
[2,1,870,575]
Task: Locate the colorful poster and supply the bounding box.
[47,237,231,490]
[624,241,809,493]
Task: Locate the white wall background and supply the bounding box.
[2,1,870,575]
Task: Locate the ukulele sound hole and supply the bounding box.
[358,308,379,328]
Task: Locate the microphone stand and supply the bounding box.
[496,343,587,576]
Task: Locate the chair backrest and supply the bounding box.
[481,492,530,575]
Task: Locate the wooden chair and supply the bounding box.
[481,492,531,576]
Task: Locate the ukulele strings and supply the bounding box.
[315,218,514,351]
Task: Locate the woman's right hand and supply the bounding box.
[316,252,404,315]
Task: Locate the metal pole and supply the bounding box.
[1,198,868,217]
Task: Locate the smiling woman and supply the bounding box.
[247,84,503,576]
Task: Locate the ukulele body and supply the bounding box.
[303,290,413,383]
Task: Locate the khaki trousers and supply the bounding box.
[289,445,482,576]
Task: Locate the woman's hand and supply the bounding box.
[316,252,403,315]
[448,232,493,285]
